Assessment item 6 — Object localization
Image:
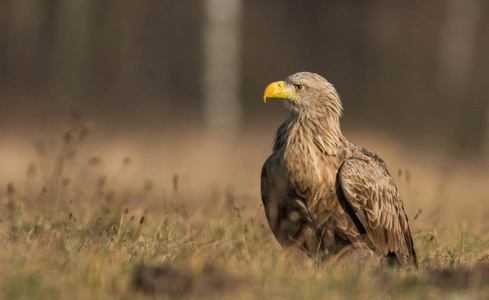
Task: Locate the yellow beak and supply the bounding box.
[263,81,299,103]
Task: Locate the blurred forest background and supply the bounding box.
[3,2,489,298]
[1,0,489,204]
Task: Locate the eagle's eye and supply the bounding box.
[294,84,304,91]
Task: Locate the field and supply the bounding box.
[2,115,489,299]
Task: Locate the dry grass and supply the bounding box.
[2,114,489,299]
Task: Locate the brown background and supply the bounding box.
[1,1,489,228]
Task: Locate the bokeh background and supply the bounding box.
[1,0,489,230]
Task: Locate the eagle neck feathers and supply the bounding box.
[273,112,346,157]
[271,110,347,199]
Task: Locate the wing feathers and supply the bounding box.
[338,158,416,266]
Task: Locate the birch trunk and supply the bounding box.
[203,0,242,137]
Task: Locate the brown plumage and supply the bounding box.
[261,72,417,267]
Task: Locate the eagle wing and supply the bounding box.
[260,156,286,244]
[261,155,318,249]
[338,157,417,266]
[260,156,273,226]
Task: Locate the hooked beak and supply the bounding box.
[263,81,299,103]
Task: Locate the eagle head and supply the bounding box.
[263,72,343,119]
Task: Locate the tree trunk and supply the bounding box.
[203,0,242,137]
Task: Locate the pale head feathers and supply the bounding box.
[274,72,346,156]
[283,72,343,120]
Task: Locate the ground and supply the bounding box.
[1,116,489,299]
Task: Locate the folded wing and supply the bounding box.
[338,158,417,266]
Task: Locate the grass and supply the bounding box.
[2,113,489,299]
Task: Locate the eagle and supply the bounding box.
[261,72,417,267]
